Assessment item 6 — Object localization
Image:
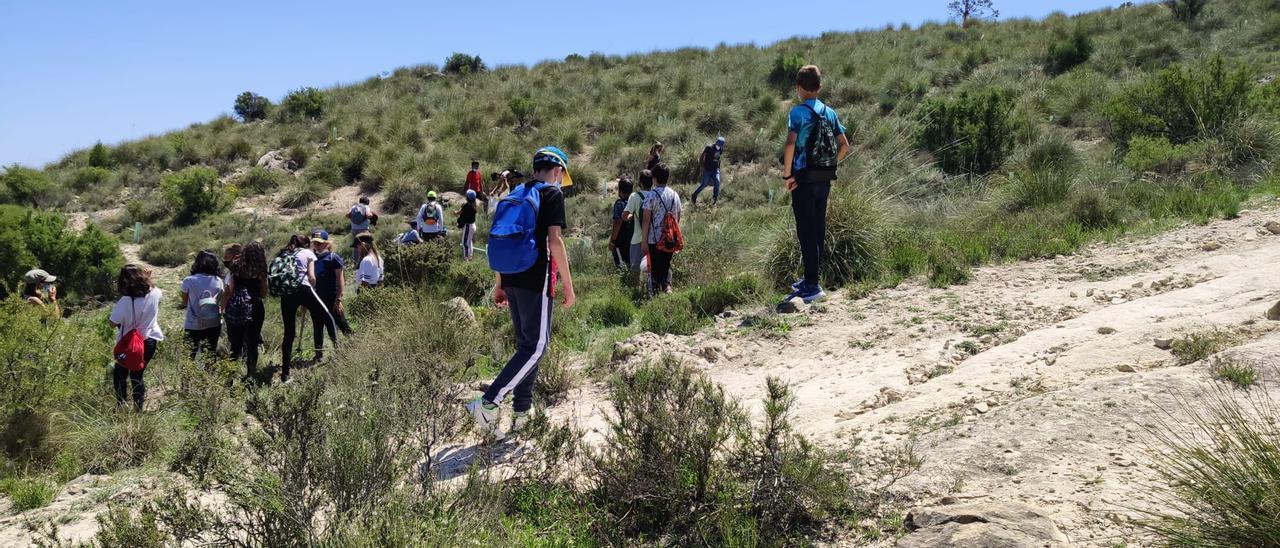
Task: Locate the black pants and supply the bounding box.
[611,240,631,269]
[318,295,353,337]
[227,300,265,376]
[483,285,552,413]
[281,286,337,380]
[790,176,832,287]
[113,338,157,410]
[649,248,675,294]
[184,326,221,360]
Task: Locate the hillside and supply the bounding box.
[4,0,1280,546]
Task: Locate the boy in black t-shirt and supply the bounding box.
[609,177,634,269]
[467,146,577,437]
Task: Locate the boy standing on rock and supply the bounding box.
[782,65,851,304]
[467,146,577,437]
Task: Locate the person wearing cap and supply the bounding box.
[487,170,511,215]
[456,189,479,260]
[693,136,726,206]
[399,220,423,245]
[466,146,577,438]
[311,230,353,340]
[415,191,446,241]
[278,233,338,380]
[22,269,59,316]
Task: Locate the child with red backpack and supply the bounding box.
[109,265,163,410]
[466,146,577,438]
[640,162,682,296]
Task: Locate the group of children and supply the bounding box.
[107,231,385,408]
[102,65,848,440]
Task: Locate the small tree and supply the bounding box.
[234,91,271,122]
[914,88,1019,175]
[281,87,325,121]
[1045,30,1095,76]
[1164,0,1208,25]
[87,142,112,168]
[508,95,536,128]
[1,165,50,208]
[161,166,232,223]
[443,53,486,75]
[948,0,999,27]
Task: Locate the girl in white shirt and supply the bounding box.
[356,240,384,291]
[108,265,164,410]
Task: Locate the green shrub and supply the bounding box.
[59,407,170,474]
[233,166,286,195]
[914,88,1020,175]
[234,91,271,122]
[161,166,233,223]
[444,52,486,75]
[0,476,56,511]
[1044,30,1094,76]
[281,87,325,120]
[998,170,1075,213]
[69,166,113,192]
[639,293,703,335]
[0,205,124,300]
[1,165,51,207]
[1163,0,1208,25]
[509,95,537,128]
[765,189,884,289]
[1123,136,1199,175]
[1171,328,1238,365]
[88,142,113,168]
[1105,56,1256,146]
[587,293,637,327]
[280,179,326,208]
[594,358,746,538]
[768,53,806,88]
[1143,388,1280,545]
[1209,356,1258,388]
[686,273,767,317]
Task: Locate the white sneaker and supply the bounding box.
[465,396,499,435]
[509,411,531,437]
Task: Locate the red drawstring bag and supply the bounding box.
[113,297,146,372]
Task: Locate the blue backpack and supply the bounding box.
[488,182,548,274]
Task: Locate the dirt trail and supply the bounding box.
[557,199,1280,546]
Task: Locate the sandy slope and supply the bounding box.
[557,199,1280,546]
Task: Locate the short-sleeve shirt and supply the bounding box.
[643,186,682,245]
[349,204,372,231]
[294,248,318,287]
[180,274,223,330]
[500,182,567,293]
[702,144,723,171]
[465,170,483,194]
[459,203,477,226]
[625,190,647,246]
[787,99,846,173]
[110,288,165,342]
[313,251,345,302]
[358,255,384,286]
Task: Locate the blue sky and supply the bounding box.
[0,0,1126,167]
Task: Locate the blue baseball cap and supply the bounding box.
[310,229,330,243]
[533,146,570,169]
[716,136,725,144]
[465,189,477,200]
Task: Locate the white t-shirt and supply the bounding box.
[110,288,165,343]
[180,274,224,330]
[294,248,318,287]
[643,186,682,245]
[358,254,384,286]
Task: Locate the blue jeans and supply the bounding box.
[693,169,720,204]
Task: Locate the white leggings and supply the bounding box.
[462,223,476,260]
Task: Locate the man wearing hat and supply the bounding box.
[467,146,577,437]
[693,136,726,206]
[415,191,446,241]
[23,268,59,314]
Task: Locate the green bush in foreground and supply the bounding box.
[766,188,884,290]
[161,166,233,224]
[0,476,56,511]
[1143,388,1280,545]
[639,292,702,335]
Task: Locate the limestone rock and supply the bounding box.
[778,297,808,314]
[1265,220,1280,235]
[1116,364,1137,373]
[1268,301,1280,321]
[441,297,475,325]
[698,342,726,363]
[1201,241,1222,252]
[439,191,465,205]
[897,502,1070,548]
[256,149,296,172]
[1153,336,1175,350]
[974,402,990,414]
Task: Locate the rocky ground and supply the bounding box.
[554,199,1280,546]
[7,195,1280,546]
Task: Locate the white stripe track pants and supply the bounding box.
[483,285,552,412]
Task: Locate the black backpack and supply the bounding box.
[614,196,634,246]
[802,103,840,181]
